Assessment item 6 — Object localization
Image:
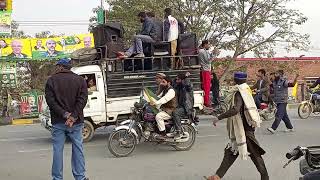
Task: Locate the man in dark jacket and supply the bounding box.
[207,72,269,180]
[169,73,194,139]
[267,70,298,134]
[45,58,89,180]
[119,12,159,58]
[251,69,270,109]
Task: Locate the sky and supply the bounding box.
[11,0,320,57]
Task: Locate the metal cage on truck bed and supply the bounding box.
[104,55,201,98]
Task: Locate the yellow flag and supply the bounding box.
[292,83,298,98]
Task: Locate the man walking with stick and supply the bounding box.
[45,58,89,180]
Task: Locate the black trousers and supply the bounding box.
[216,139,269,180]
[171,107,185,132]
[271,103,293,130]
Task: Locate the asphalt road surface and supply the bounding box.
[0,110,319,180]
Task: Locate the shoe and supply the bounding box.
[166,131,182,139]
[134,53,145,58]
[117,52,129,59]
[284,128,295,133]
[84,178,89,180]
[166,132,175,138]
[155,134,166,141]
[205,175,221,180]
[267,127,275,134]
[174,133,183,140]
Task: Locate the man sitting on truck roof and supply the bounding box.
[150,76,177,140]
[118,12,159,58]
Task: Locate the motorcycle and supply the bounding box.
[284,146,320,179]
[298,90,320,119]
[107,101,197,157]
[212,89,276,121]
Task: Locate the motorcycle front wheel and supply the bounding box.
[298,103,312,119]
[173,124,196,151]
[108,129,137,157]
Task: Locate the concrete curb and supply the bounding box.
[11,118,40,125]
[287,103,300,110]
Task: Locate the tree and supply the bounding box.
[214,0,309,81]
[106,0,309,81]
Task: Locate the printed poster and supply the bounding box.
[31,33,94,60]
[0,38,32,59]
[0,11,11,35]
[0,61,16,88]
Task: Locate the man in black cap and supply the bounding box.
[206,72,269,180]
[267,70,298,134]
[45,58,89,180]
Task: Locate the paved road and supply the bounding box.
[0,110,319,180]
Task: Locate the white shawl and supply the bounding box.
[225,83,262,160]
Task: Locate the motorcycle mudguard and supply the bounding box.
[119,120,132,126]
[300,101,310,105]
[114,125,139,143]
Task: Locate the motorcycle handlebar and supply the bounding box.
[286,149,301,159]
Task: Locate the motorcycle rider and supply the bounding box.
[151,76,177,139]
[168,72,194,139]
[251,69,270,109]
[309,77,320,105]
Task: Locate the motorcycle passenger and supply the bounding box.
[309,77,320,105]
[151,76,177,139]
[251,69,270,109]
[169,73,194,139]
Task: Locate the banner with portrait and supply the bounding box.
[0,38,32,59]
[0,33,94,61]
[0,61,16,88]
[0,11,12,35]
[30,33,95,60]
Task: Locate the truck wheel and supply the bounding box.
[83,120,94,142]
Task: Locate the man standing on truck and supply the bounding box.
[199,40,214,107]
[118,12,159,58]
[163,8,185,69]
[151,76,177,139]
[45,58,89,180]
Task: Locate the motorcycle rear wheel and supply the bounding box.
[172,124,196,151]
[298,103,312,119]
[108,129,137,157]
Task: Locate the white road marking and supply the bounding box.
[197,134,219,138]
[18,143,107,153]
[0,136,51,142]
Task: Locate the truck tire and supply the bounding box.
[83,120,95,142]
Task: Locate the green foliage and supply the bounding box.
[105,0,310,82]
